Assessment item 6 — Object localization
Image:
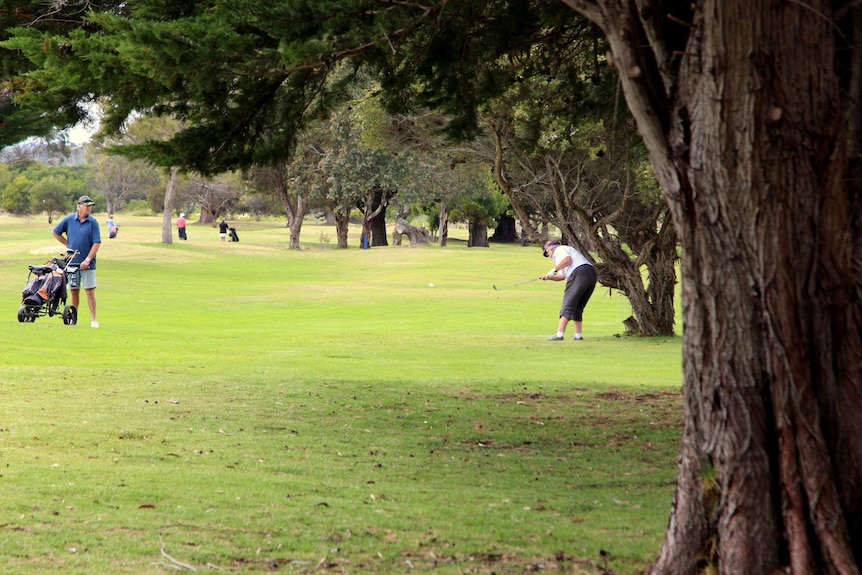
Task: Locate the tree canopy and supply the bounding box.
[2,1,590,174]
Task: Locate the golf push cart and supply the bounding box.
[17,249,80,325]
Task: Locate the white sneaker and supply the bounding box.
[91,321,99,328]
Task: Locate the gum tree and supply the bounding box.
[249,156,312,250]
[86,151,163,214]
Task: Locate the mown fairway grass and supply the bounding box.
[0,215,682,574]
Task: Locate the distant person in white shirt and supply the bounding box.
[541,240,598,341]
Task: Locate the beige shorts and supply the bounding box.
[70,269,97,290]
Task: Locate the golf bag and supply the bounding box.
[109,225,119,238]
[21,264,64,305]
[228,227,239,242]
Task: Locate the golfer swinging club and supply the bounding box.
[541,240,598,341]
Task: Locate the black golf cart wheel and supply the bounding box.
[17,305,27,322]
[62,305,77,326]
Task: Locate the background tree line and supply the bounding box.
[1,1,674,336]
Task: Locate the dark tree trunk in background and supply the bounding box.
[370,207,388,246]
[489,121,543,244]
[359,186,390,247]
[638,222,677,337]
[438,203,449,247]
[437,203,449,248]
[286,194,308,250]
[334,211,349,249]
[490,214,519,243]
[467,220,488,247]
[565,1,862,573]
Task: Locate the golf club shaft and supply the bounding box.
[493,277,541,290]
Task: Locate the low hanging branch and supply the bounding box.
[394,217,431,246]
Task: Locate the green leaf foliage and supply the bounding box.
[0,0,127,146]
[3,0,604,176]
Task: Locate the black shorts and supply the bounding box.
[560,265,597,321]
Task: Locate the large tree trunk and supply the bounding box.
[564,1,862,573]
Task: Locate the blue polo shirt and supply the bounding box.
[53,213,101,269]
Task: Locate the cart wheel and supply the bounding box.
[62,305,77,326]
[17,305,27,322]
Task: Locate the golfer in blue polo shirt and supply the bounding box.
[52,195,102,328]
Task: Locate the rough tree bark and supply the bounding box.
[561,0,862,573]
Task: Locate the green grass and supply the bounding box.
[0,215,682,574]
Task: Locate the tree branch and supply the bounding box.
[157,536,197,572]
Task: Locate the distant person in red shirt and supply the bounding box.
[177,213,187,240]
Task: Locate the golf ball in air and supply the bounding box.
[428,283,434,287]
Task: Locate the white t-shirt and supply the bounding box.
[552,245,591,278]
